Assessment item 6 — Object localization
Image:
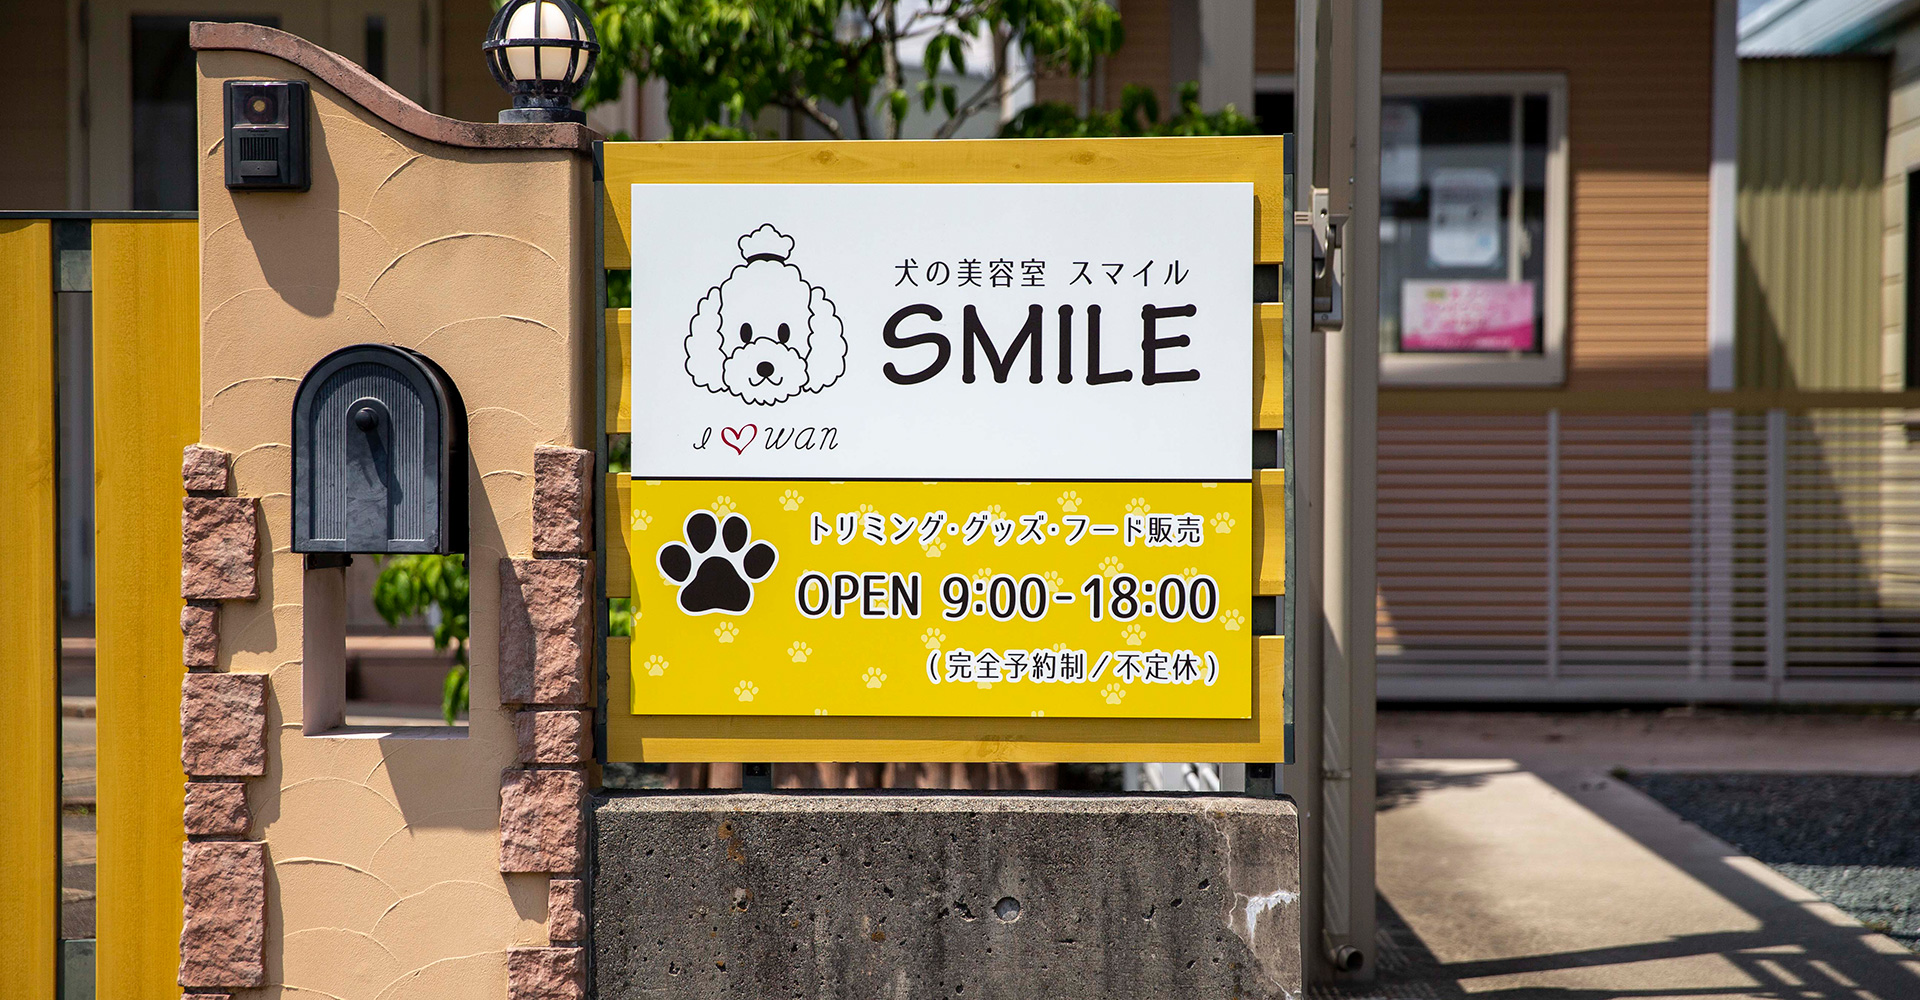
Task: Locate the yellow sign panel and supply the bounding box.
[602,137,1288,759]
[628,481,1253,718]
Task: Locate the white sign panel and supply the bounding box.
[628,183,1253,481]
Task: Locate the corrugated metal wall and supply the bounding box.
[1738,57,1888,391]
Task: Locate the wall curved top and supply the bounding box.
[190,21,599,154]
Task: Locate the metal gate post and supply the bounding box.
[1764,407,1787,699]
[1547,408,1561,683]
[1292,0,1380,983]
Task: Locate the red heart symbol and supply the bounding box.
[720,424,758,455]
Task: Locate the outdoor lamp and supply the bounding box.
[483,0,599,124]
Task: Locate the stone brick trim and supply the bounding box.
[179,841,266,988]
[506,946,586,1000]
[499,559,590,706]
[533,446,593,555]
[547,877,587,943]
[181,674,268,777]
[504,451,599,987]
[183,444,231,493]
[499,768,586,874]
[182,497,258,601]
[182,602,220,668]
[516,709,590,765]
[183,782,251,837]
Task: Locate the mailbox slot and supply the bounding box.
[293,344,467,554]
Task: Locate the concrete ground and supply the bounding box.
[1353,709,1920,999]
[61,713,93,940]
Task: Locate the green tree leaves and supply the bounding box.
[584,0,1126,140]
[371,554,470,724]
[1000,81,1256,138]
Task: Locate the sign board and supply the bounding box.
[1400,279,1536,352]
[600,138,1288,761]
[629,183,1251,718]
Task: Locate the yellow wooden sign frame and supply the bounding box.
[599,137,1288,762]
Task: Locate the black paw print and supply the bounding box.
[657,511,778,614]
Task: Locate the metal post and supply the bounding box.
[1282,0,1326,979]
[1546,408,1561,683]
[1293,0,1379,983]
[1765,408,1787,699]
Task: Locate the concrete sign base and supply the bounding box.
[595,793,1301,999]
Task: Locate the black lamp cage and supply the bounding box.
[483,0,600,122]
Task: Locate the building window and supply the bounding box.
[131,14,283,211]
[1908,169,1919,389]
[1260,74,1569,386]
[1379,75,1568,386]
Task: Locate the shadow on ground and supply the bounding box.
[1309,762,1920,1000]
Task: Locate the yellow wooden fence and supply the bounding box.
[0,217,197,1000]
[0,220,61,1000]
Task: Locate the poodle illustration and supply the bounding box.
[657,510,778,615]
[685,224,847,406]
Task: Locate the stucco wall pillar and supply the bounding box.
[192,23,596,1000]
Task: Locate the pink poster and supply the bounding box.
[1400,280,1536,352]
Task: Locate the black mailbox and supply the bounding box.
[293,344,467,555]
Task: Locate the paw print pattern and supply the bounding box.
[1041,571,1066,591]
[1029,710,1047,718]
[1120,624,1146,647]
[657,511,778,615]
[1212,512,1235,534]
[922,538,946,558]
[1126,497,1151,516]
[1182,566,1200,579]
[813,708,829,716]
[1102,682,1126,705]
[972,567,995,585]
[857,502,876,515]
[1220,609,1245,631]
[631,508,653,531]
[1057,490,1081,513]
[921,628,947,650]
[733,680,758,702]
[712,495,736,517]
[787,641,812,663]
[643,654,669,676]
[985,504,1006,520]
[863,667,887,689]
[1099,556,1125,579]
[714,622,739,643]
[779,489,805,511]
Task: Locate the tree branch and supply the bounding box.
[852,87,874,139]
[879,0,903,139]
[776,92,848,140]
[933,65,1036,139]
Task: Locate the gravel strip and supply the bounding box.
[1627,772,1920,950]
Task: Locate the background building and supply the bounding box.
[12,0,1916,716]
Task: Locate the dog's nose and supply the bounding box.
[756,361,776,378]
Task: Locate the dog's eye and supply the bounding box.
[777,323,791,344]
[738,323,753,344]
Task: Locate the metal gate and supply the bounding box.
[1377,403,1920,703]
